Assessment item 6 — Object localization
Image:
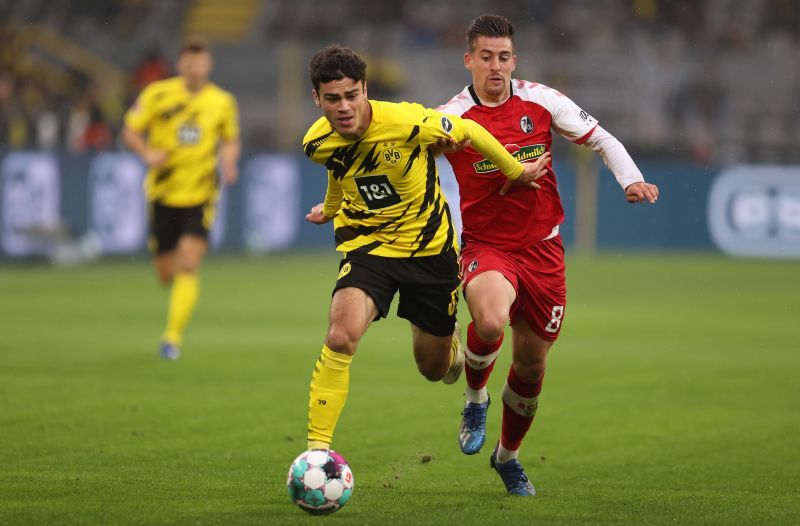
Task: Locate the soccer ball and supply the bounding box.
[286,449,354,514]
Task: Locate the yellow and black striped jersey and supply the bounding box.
[124,77,239,207]
[302,100,524,258]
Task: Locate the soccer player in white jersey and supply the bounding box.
[437,14,659,495]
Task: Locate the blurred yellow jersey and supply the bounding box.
[124,77,239,207]
[302,100,523,258]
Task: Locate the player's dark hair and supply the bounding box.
[466,14,515,52]
[309,45,367,91]
[181,35,210,54]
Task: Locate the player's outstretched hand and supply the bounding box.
[306,203,334,224]
[625,182,659,204]
[430,137,472,156]
[499,151,551,196]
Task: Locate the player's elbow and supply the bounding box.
[223,137,241,152]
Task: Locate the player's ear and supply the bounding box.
[362,81,368,98]
[464,52,472,71]
[312,89,321,108]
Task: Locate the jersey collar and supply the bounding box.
[467,81,514,107]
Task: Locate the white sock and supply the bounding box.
[496,443,519,463]
[465,386,488,404]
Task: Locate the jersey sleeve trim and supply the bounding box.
[574,124,597,145]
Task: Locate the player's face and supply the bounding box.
[178,51,213,87]
[465,36,516,103]
[313,78,370,139]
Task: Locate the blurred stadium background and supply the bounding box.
[0,0,798,260]
[2,2,799,524]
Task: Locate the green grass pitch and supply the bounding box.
[1,253,798,525]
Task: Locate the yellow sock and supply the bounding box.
[162,272,199,346]
[307,345,352,449]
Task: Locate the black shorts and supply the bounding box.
[148,201,213,254]
[333,249,460,337]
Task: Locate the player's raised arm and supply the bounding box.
[422,110,549,194]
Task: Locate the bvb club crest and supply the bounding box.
[520,115,534,134]
[383,147,402,166]
[338,262,352,279]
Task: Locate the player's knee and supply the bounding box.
[176,260,201,274]
[416,360,446,382]
[325,325,359,356]
[514,361,545,385]
[156,269,173,286]
[473,314,507,342]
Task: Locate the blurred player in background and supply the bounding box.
[122,37,240,360]
[302,45,550,451]
[437,15,659,495]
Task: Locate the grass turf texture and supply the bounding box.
[0,253,798,525]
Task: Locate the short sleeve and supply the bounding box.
[123,85,157,132]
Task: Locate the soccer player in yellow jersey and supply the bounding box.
[302,45,550,451]
[122,37,240,360]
